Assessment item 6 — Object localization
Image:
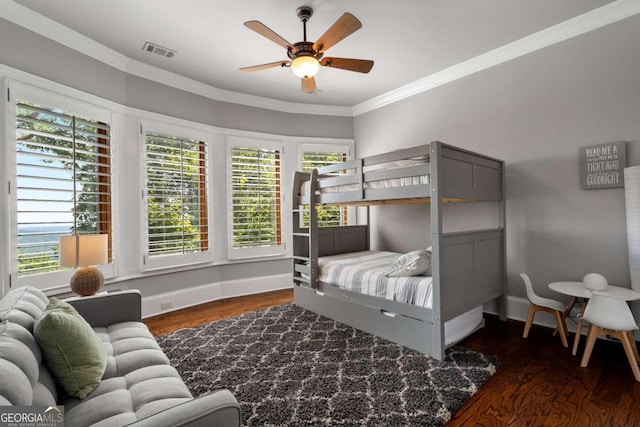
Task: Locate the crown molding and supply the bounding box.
[0,0,131,69]
[2,1,639,118]
[352,0,640,116]
[0,0,352,117]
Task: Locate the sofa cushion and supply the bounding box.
[0,320,57,406]
[0,286,58,406]
[0,286,49,331]
[62,321,192,426]
[96,322,171,379]
[34,298,107,399]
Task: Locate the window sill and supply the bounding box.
[38,255,290,297]
[107,254,290,285]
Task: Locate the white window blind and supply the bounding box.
[144,132,209,264]
[301,150,348,227]
[230,145,282,252]
[15,100,112,278]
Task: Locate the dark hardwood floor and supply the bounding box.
[144,290,640,426]
[144,289,293,336]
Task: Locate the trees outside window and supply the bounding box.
[14,100,112,279]
[228,138,284,259]
[142,127,209,269]
[300,150,348,227]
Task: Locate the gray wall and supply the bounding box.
[0,18,353,299]
[354,15,640,301]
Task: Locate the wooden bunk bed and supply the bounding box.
[291,141,506,361]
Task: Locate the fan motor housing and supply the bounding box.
[288,41,322,60]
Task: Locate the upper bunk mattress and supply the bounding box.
[317,250,433,308]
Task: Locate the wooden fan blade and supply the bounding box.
[313,13,362,53]
[301,76,317,93]
[320,57,374,73]
[244,21,292,49]
[240,60,289,73]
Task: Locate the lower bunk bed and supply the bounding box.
[295,284,484,350]
[293,225,505,360]
[297,250,485,347]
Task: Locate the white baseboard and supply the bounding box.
[485,295,585,334]
[141,273,292,318]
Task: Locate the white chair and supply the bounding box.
[520,273,569,347]
[580,294,640,382]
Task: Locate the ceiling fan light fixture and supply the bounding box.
[291,56,320,78]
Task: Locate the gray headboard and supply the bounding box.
[317,225,369,257]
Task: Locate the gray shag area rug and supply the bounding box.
[157,303,498,426]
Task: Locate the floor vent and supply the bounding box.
[142,42,176,58]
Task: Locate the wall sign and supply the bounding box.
[580,142,626,190]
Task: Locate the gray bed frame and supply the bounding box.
[292,141,506,361]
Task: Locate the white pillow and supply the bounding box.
[386,250,431,277]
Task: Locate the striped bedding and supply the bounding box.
[317,250,433,308]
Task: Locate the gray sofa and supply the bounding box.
[0,286,241,426]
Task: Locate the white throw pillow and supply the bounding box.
[386,250,431,277]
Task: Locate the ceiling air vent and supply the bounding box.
[142,42,176,58]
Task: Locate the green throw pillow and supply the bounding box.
[34,297,106,399]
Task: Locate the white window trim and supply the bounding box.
[139,119,212,271]
[227,136,285,260]
[7,81,119,291]
[296,143,353,160]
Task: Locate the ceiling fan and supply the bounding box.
[240,6,374,93]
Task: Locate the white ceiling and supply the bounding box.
[5,0,624,110]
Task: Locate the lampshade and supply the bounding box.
[291,56,320,79]
[59,234,108,268]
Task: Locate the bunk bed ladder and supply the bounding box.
[292,169,319,289]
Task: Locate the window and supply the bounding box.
[10,84,114,290]
[299,145,351,227]
[228,138,283,258]
[142,124,209,269]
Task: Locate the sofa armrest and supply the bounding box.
[66,290,142,327]
[129,389,241,427]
